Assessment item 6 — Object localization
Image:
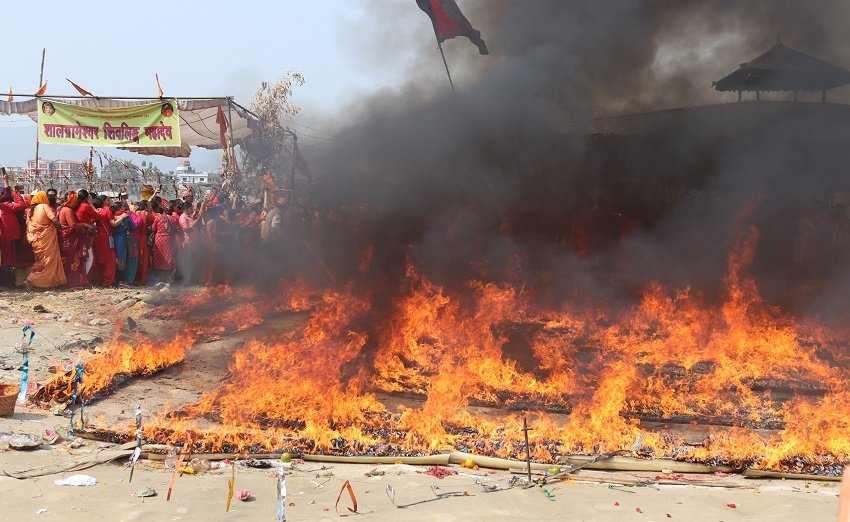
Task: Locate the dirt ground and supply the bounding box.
[0,286,843,521]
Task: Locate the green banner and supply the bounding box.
[37,99,181,147]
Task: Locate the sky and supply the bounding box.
[0,0,431,173]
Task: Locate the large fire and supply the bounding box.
[39,228,850,475]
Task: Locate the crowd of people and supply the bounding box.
[0,171,289,291]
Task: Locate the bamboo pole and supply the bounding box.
[32,48,45,190]
[743,468,842,482]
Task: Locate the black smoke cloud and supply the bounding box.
[276,1,850,318]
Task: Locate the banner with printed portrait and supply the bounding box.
[37,99,181,147]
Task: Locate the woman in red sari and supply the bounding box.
[130,200,150,286]
[0,181,28,287]
[58,191,94,288]
[150,197,176,282]
[24,191,66,289]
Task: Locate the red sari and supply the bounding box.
[59,205,89,287]
[134,210,150,285]
[151,212,175,270]
[90,207,116,286]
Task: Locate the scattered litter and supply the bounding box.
[335,480,358,515]
[614,501,619,506]
[32,304,49,313]
[419,466,457,479]
[276,463,287,521]
[238,488,252,501]
[226,461,235,512]
[134,487,157,498]
[43,429,62,445]
[280,452,292,463]
[542,488,556,501]
[636,506,643,513]
[244,459,273,469]
[365,468,386,477]
[727,502,737,509]
[65,437,84,449]
[54,474,97,486]
[36,508,47,515]
[187,458,211,474]
[666,514,673,518]
[0,433,41,450]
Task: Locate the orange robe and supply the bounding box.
[26,204,66,288]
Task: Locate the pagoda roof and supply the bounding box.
[713,39,850,92]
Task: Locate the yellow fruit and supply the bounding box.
[280,452,292,463]
[463,458,475,469]
[548,465,561,475]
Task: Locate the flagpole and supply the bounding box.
[437,41,456,95]
[33,48,45,190]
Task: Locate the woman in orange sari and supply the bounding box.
[58,191,94,288]
[24,191,66,289]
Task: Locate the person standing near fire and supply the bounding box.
[23,191,66,290]
[0,169,28,287]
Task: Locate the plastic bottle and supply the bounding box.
[276,463,287,521]
[164,447,178,470]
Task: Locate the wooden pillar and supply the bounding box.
[737,90,742,102]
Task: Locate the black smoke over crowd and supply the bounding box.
[275,1,850,319]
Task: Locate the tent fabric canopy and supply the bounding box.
[714,40,850,93]
[0,96,257,157]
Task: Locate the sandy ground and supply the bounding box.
[0,286,843,521]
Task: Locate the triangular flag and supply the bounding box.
[35,81,48,96]
[65,78,93,96]
[294,140,312,181]
[215,106,228,147]
[155,74,164,98]
[7,87,12,102]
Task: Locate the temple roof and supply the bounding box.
[713,39,850,93]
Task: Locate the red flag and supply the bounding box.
[294,141,312,181]
[416,0,488,55]
[66,78,93,96]
[215,106,228,147]
[7,87,12,102]
[35,81,48,96]
[155,74,164,98]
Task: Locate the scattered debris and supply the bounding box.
[419,466,457,479]
[0,433,42,450]
[335,480,358,515]
[54,474,97,486]
[134,487,157,497]
[238,488,252,501]
[365,468,386,477]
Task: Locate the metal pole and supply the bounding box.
[437,42,456,95]
[289,131,297,193]
[33,48,45,190]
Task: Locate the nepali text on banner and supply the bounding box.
[37,99,181,148]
